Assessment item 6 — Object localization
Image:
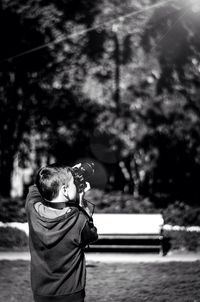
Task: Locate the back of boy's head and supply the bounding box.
[35,164,72,201]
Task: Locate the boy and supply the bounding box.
[26,164,98,302]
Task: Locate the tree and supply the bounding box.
[136,0,200,206]
[0,0,101,197]
[75,0,156,194]
[83,0,200,203]
[0,2,53,196]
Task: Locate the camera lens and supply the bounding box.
[80,162,94,180]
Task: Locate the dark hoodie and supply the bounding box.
[26,185,98,302]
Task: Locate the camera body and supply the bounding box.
[71,162,94,193]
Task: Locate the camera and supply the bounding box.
[71,162,95,193]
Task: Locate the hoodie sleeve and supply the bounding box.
[80,218,98,247]
[25,185,42,213]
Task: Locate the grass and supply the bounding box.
[0,260,200,302]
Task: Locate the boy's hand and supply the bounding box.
[72,163,81,169]
[72,164,93,217]
[79,182,90,205]
[79,182,92,217]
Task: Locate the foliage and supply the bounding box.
[80,0,200,203]
[1,0,200,208]
[0,0,102,197]
[141,0,200,95]
[0,1,52,196]
[85,189,158,213]
[137,0,200,205]
[163,201,200,226]
[163,229,200,252]
[0,227,28,248]
[133,93,200,206]
[0,197,26,222]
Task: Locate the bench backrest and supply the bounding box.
[0,214,163,237]
[93,213,164,235]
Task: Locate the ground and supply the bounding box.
[0,260,200,302]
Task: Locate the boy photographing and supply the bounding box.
[26,163,98,302]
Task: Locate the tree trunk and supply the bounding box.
[113,33,121,115]
[0,156,14,197]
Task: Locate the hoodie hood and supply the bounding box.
[26,185,80,247]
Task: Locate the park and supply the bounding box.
[0,0,200,301]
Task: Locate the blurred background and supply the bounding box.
[0,0,200,250]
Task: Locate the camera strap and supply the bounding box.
[41,198,94,220]
[41,199,78,210]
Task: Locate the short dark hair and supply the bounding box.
[35,164,72,201]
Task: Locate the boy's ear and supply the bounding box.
[61,185,68,197]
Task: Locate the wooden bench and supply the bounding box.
[0,214,166,253]
[88,213,165,253]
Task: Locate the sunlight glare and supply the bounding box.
[190,0,200,13]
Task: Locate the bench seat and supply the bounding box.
[88,213,164,253]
